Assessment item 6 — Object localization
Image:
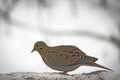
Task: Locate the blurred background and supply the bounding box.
[0,0,120,74]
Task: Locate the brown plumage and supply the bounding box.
[31,41,113,74]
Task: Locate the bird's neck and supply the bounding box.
[38,48,48,61]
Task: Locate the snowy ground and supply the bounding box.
[0,71,120,80]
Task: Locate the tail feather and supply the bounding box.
[85,62,113,71]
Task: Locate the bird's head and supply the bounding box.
[31,41,48,53]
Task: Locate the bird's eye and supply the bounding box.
[36,45,39,47]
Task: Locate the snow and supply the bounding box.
[0,71,120,80]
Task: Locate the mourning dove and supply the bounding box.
[31,41,113,74]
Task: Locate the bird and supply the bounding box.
[31,41,113,74]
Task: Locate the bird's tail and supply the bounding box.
[85,62,113,71]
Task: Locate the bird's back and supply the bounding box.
[46,45,94,70]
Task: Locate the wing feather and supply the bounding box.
[68,55,98,66]
[47,45,85,67]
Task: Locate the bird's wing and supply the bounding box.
[68,55,98,66]
[47,45,86,67]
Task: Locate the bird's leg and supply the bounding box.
[59,71,68,75]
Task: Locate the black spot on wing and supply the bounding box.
[40,48,43,49]
[69,51,73,54]
[71,54,76,56]
[65,56,68,59]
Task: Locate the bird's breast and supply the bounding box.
[43,54,80,71]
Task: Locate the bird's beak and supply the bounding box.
[31,48,35,53]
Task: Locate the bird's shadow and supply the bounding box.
[43,70,110,76]
[81,70,108,75]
